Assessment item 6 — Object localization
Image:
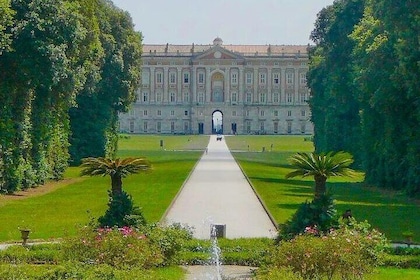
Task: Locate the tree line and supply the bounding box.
[308,0,420,196]
[0,0,142,193]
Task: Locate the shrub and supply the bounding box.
[0,243,62,265]
[62,225,164,269]
[255,267,303,280]
[266,219,387,280]
[277,194,339,241]
[98,191,146,228]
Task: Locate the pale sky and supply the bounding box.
[111,0,335,45]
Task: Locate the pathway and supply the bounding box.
[163,135,277,239]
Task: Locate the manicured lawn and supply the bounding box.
[225,135,420,243]
[0,135,208,242]
[368,268,420,279]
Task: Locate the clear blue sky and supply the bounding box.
[111,0,335,45]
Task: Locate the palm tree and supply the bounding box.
[285,151,356,199]
[80,157,151,195]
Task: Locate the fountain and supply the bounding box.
[210,224,223,280]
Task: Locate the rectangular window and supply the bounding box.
[183,91,189,103]
[156,72,163,84]
[232,111,237,116]
[157,122,161,133]
[183,72,189,84]
[286,72,294,84]
[129,121,134,133]
[171,110,175,116]
[273,73,280,84]
[231,72,238,84]
[246,121,251,133]
[170,92,176,103]
[198,92,204,103]
[170,121,175,133]
[157,110,161,116]
[246,92,252,103]
[143,110,148,116]
[300,72,307,85]
[143,92,149,103]
[301,123,306,134]
[142,71,149,84]
[274,121,279,133]
[129,109,135,117]
[287,121,292,134]
[259,73,266,84]
[156,92,162,103]
[274,110,278,117]
[287,93,293,103]
[246,110,250,117]
[169,72,176,84]
[231,92,237,102]
[259,93,266,103]
[184,110,188,116]
[288,110,292,117]
[184,122,189,132]
[300,93,307,103]
[198,72,205,84]
[273,92,280,103]
[246,73,252,84]
[260,110,265,117]
[301,110,306,117]
[143,121,148,133]
[260,121,265,131]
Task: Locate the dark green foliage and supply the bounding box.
[98,191,146,228]
[309,0,420,196]
[277,194,338,241]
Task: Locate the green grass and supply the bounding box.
[367,268,420,279]
[0,135,208,242]
[225,135,420,243]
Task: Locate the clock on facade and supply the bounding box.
[214,51,222,58]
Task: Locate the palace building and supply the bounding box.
[119,37,313,135]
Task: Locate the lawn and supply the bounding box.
[0,135,209,242]
[225,135,420,243]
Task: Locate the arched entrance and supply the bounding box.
[212,111,223,134]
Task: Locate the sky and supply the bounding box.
[111,0,335,46]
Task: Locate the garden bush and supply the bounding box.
[0,243,62,264]
[277,194,339,241]
[265,219,387,280]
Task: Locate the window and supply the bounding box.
[274,110,278,117]
[169,72,176,84]
[259,73,266,84]
[143,110,148,116]
[246,72,252,84]
[170,121,175,133]
[143,121,148,133]
[301,110,306,117]
[274,121,279,133]
[184,110,188,116]
[198,72,205,84]
[232,111,237,116]
[157,122,161,133]
[183,72,189,83]
[287,121,292,134]
[273,92,280,103]
[183,91,189,103]
[259,93,266,103]
[300,93,307,103]
[157,110,161,116]
[156,92,162,103]
[170,92,176,103]
[287,110,292,117]
[143,92,149,103]
[260,121,265,131]
[156,72,163,84]
[231,72,238,84]
[287,93,293,103]
[142,71,149,84]
[170,110,175,116]
[246,92,252,103]
[129,109,135,117]
[198,92,204,103]
[184,122,189,132]
[260,110,265,117]
[301,123,306,134]
[286,72,294,84]
[231,92,237,102]
[129,121,134,133]
[246,121,251,133]
[300,72,307,85]
[273,73,280,84]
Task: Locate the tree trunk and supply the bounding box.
[314,174,327,199]
[111,174,123,196]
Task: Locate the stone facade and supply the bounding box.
[119,38,313,135]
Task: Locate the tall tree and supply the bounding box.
[308,0,365,165]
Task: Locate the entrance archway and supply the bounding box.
[212,111,223,134]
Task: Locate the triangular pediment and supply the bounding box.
[193,46,244,61]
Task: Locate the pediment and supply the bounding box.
[193,46,244,61]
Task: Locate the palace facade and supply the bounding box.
[119,37,313,135]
